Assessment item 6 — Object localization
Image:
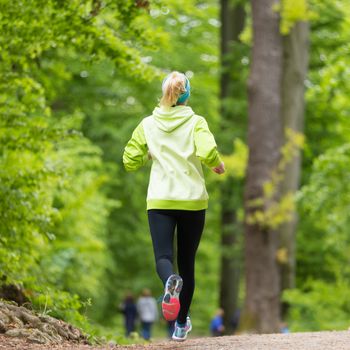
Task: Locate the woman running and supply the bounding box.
[123,71,225,341]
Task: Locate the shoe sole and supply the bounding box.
[162,274,183,321]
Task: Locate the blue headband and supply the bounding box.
[162,74,191,105]
[177,77,191,104]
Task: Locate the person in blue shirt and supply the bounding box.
[280,321,290,334]
[210,308,225,336]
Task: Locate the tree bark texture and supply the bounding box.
[219,0,245,334]
[243,0,283,333]
[280,22,310,297]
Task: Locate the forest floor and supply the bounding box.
[2,301,350,349]
[2,331,350,350]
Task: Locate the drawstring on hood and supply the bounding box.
[152,105,195,133]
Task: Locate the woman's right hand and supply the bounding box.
[212,162,225,175]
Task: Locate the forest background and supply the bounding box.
[0,0,350,343]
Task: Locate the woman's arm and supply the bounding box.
[123,122,149,172]
[194,117,225,173]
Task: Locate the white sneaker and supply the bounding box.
[172,317,192,341]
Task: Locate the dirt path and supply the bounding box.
[2,331,350,350]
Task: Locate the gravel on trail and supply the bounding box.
[2,331,350,350]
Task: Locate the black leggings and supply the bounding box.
[147,209,205,324]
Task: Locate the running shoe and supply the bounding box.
[172,316,192,341]
[162,274,183,321]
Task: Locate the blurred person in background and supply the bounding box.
[280,321,290,334]
[210,308,225,336]
[231,308,241,334]
[119,292,137,337]
[137,288,158,340]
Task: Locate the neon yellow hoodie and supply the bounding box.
[123,105,222,210]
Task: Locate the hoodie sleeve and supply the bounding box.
[123,121,148,172]
[194,117,222,168]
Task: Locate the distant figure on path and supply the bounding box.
[210,308,225,336]
[123,71,225,341]
[280,321,290,334]
[231,308,240,334]
[136,288,158,340]
[119,293,137,337]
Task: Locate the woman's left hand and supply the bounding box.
[212,162,225,175]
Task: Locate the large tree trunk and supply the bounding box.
[219,0,245,334]
[280,22,310,299]
[243,0,283,333]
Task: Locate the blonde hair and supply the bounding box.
[160,71,187,107]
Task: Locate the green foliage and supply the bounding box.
[0,82,60,283]
[284,279,350,331]
[297,144,350,281]
[32,288,91,329]
[287,144,350,330]
[286,1,350,332]
[301,144,350,233]
[0,0,164,335]
[0,0,224,337]
[303,0,350,168]
[0,0,162,77]
[246,129,304,230]
[40,136,116,300]
[275,0,315,34]
[219,139,248,180]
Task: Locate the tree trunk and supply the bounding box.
[280,22,309,304]
[243,0,283,333]
[219,178,242,333]
[219,0,245,334]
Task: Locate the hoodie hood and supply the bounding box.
[152,105,195,132]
